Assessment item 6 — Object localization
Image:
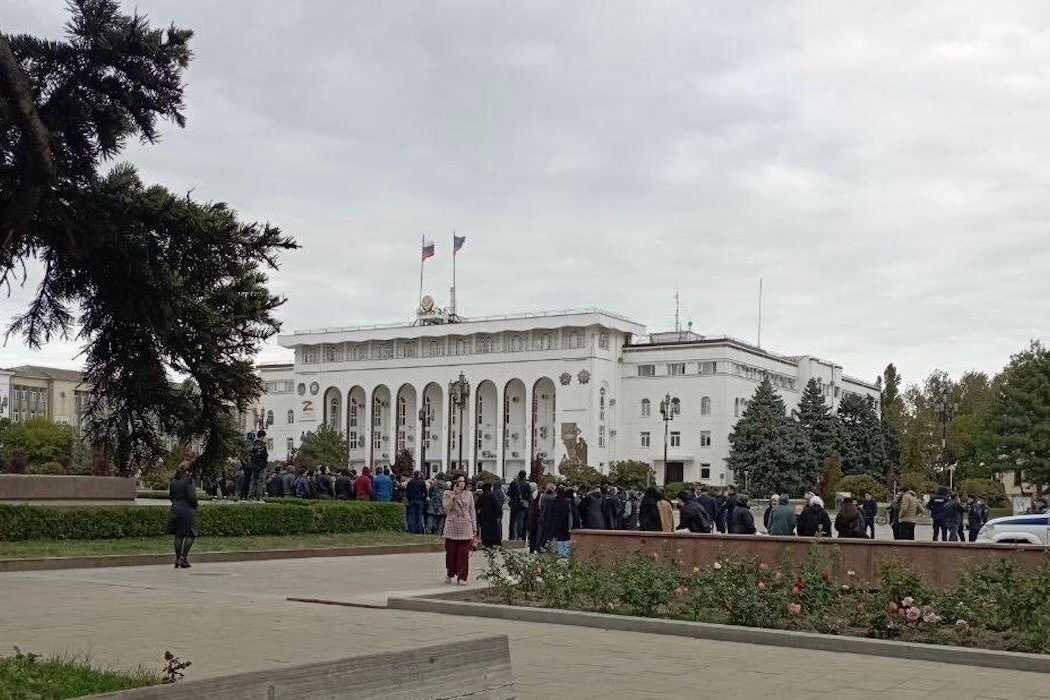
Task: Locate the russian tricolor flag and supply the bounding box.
[421,238,435,261]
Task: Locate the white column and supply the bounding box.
[363,387,373,469]
[524,379,534,475]
[415,384,425,474]
[465,380,476,477]
[388,389,398,468]
[495,381,505,480]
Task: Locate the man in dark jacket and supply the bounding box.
[731,493,756,534]
[927,488,949,541]
[696,486,718,528]
[578,488,607,529]
[405,471,428,534]
[942,492,964,542]
[678,491,713,533]
[724,486,738,534]
[713,489,728,533]
[601,486,622,530]
[543,488,574,557]
[862,493,878,539]
[280,466,295,497]
[507,471,531,540]
[334,469,353,499]
[966,495,988,542]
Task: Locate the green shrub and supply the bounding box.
[1,418,75,468]
[607,460,654,490]
[837,474,890,502]
[897,471,937,496]
[956,478,1006,507]
[661,481,687,501]
[475,469,501,484]
[558,464,604,490]
[0,501,403,541]
[28,461,67,476]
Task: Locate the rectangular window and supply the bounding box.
[699,361,716,375]
[349,432,358,449]
[286,437,294,453]
[700,430,711,447]
[670,431,681,447]
[640,431,650,448]
[373,431,382,449]
[668,363,686,376]
[700,464,711,479]
[638,364,655,377]
[598,425,606,447]
[403,342,417,358]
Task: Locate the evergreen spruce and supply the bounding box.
[796,378,838,460]
[986,341,1050,494]
[880,364,904,476]
[836,393,888,479]
[727,378,817,496]
[0,2,297,474]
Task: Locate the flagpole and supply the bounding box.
[418,234,424,308]
[450,229,457,319]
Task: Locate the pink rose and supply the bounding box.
[786,603,802,616]
[757,581,767,591]
[902,596,914,607]
[906,607,921,623]
[758,562,769,572]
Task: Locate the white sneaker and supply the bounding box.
[456,579,468,586]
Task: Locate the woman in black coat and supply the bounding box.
[168,461,199,569]
[638,487,662,531]
[476,482,503,547]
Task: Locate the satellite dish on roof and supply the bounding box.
[420,295,435,312]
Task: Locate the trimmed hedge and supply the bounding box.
[0,501,404,541]
[136,490,212,501]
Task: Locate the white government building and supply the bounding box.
[257,299,879,486]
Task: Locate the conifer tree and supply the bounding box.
[880,364,904,476]
[836,393,888,479]
[727,378,817,496]
[986,341,1050,494]
[796,378,838,461]
[0,2,297,474]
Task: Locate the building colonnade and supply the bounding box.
[318,376,560,478]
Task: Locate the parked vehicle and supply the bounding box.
[975,514,1050,545]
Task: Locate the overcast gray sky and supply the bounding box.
[4,1,1049,388]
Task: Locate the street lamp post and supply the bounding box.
[449,372,471,476]
[418,406,429,478]
[937,389,957,489]
[659,393,679,486]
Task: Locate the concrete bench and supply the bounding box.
[93,635,515,699]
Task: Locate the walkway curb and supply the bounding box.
[387,595,1050,674]
[0,542,446,572]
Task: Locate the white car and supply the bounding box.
[975,513,1050,545]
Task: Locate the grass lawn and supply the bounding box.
[0,531,440,560]
[0,649,159,698]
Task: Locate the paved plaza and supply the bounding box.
[2,552,1048,699]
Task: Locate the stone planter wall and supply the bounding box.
[571,530,1049,589]
[0,474,136,501]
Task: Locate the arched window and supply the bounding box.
[701,396,711,416]
[398,395,407,426]
[641,398,651,417]
[266,410,274,426]
[599,387,606,421]
[349,398,358,427]
[287,409,295,424]
[328,397,338,428]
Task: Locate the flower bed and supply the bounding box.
[478,546,1050,654]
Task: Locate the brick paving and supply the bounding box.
[1,552,1047,699]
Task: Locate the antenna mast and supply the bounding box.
[674,285,680,336]
[757,277,763,348]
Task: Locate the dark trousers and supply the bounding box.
[898,522,916,540]
[406,501,425,534]
[509,508,527,540]
[945,524,959,542]
[444,538,471,581]
[958,524,966,542]
[864,517,875,539]
[239,468,252,499]
[968,527,980,542]
[932,522,946,541]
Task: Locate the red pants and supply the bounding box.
[445,538,471,582]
